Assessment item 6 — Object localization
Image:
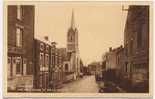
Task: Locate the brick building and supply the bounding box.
[124,6,149,92]
[50,46,63,88]
[33,37,50,91]
[7,5,34,91]
[58,48,67,81]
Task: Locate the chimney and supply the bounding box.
[44,36,48,41]
[120,45,123,48]
[51,41,57,46]
[109,47,112,52]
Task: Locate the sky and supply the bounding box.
[35,3,128,65]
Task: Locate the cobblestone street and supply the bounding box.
[57,75,99,93]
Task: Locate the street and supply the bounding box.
[57,75,99,93]
[7,5,149,94]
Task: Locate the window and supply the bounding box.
[125,62,128,72]
[39,53,44,67]
[59,56,62,66]
[125,44,128,56]
[130,40,133,55]
[70,36,72,41]
[16,28,23,47]
[16,57,22,74]
[46,45,49,52]
[17,5,22,20]
[137,25,143,48]
[65,64,68,71]
[52,55,55,66]
[8,57,11,78]
[45,54,49,67]
[40,43,44,51]
[23,59,27,75]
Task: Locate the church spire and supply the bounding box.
[71,9,75,29]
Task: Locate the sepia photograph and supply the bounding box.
[3,1,153,98]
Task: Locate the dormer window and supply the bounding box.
[40,43,44,51]
[16,28,23,47]
[46,45,49,52]
[39,53,44,67]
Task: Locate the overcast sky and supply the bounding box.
[35,3,128,65]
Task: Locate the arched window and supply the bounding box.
[65,64,68,71]
[70,36,72,41]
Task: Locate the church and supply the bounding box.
[63,10,81,81]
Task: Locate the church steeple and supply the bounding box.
[71,9,75,29]
[67,9,78,53]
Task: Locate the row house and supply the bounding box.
[34,38,65,91]
[56,48,66,87]
[124,6,149,92]
[33,37,50,91]
[101,46,124,81]
[58,48,67,82]
[103,47,120,70]
[50,42,64,89]
[7,5,35,91]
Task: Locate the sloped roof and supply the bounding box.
[34,36,51,45]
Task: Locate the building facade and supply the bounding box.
[101,46,124,82]
[7,5,34,91]
[33,38,65,91]
[124,6,149,88]
[115,46,125,79]
[33,38,50,91]
[103,47,119,70]
[88,62,99,75]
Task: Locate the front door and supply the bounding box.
[12,57,16,77]
[8,57,11,79]
[40,72,48,92]
[23,59,27,75]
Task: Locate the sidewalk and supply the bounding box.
[98,81,126,93]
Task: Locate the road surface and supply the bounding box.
[57,75,99,93]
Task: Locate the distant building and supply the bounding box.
[101,46,124,81]
[124,6,149,87]
[102,46,123,69]
[7,5,34,91]
[115,46,125,78]
[88,62,100,75]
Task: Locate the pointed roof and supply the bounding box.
[71,9,75,29]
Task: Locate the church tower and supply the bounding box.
[67,10,78,53]
[66,10,80,79]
